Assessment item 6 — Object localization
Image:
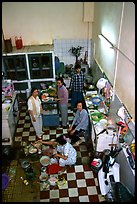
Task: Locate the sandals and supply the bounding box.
[37,131,45,139]
[37,135,42,139]
[75,139,83,146]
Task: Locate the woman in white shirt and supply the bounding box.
[40,134,77,169]
[27,87,44,139]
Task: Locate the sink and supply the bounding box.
[2,99,12,112]
[2,98,12,104]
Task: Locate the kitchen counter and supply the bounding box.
[2,92,19,145]
[84,91,135,196]
[42,98,59,127]
[2,92,17,119]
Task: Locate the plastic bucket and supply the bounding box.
[15,37,23,49]
[2,173,9,190]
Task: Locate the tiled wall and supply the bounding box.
[54,39,92,66]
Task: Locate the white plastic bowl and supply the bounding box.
[40,156,50,166]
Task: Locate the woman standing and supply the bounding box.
[27,87,44,139]
[57,77,68,128]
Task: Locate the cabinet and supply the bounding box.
[3,54,28,81]
[42,100,59,127]
[2,45,55,92]
[28,53,53,79]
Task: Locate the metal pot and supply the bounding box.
[21,160,30,170]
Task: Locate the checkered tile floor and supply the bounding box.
[13,102,106,202]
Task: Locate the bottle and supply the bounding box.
[20,177,29,185]
[105,98,110,110]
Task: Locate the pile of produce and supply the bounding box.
[90,111,104,123]
[47,87,56,96]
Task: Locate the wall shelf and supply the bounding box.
[2,45,55,91]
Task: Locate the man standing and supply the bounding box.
[69,64,86,111]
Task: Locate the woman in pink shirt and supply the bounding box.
[57,77,68,128]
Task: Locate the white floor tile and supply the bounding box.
[67,173,76,181]
[79,195,89,202]
[87,186,97,195]
[50,189,59,199]
[68,188,78,197]
[74,165,84,172]
[76,179,87,187]
[84,171,94,179]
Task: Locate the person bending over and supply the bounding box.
[39,134,77,171]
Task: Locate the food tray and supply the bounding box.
[90,96,102,106]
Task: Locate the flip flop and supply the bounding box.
[37,135,42,139]
[75,139,83,146]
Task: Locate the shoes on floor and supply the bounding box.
[37,135,42,139]
[71,136,80,145]
[62,126,67,129]
[74,139,83,146]
[40,131,45,135]
[37,131,45,139]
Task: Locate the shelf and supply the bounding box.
[7,70,15,72]
[16,69,26,71]
[2,44,54,55]
[42,67,50,70]
[32,68,40,70]
[3,46,55,91]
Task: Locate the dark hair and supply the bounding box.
[31,87,38,95]
[57,77,66,86]
[77,101,83,106]
[56,134,67,145]
[75,64,81,69]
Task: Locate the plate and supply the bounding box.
[91,96,102,106]
[39,174,48,181]
[29,146,38,154]
[40,156,50,166]
[48,176,57,186]
[99,119,108,125]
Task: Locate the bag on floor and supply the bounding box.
[46,163,63,174]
